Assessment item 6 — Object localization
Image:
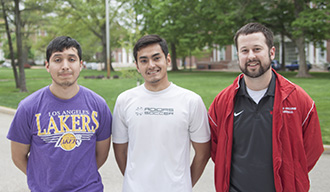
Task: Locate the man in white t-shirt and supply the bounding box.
[112,34,211,192]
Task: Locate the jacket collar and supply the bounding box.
[234,69,295,101]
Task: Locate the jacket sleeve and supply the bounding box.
[208,99,219,162]
[302,101,324,172]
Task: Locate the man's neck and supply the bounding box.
[244,69,272,91]
[49,83,80,100]
[144,80,171,92]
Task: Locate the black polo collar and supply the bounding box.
[237,71,276,97]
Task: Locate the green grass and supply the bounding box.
[1,68,330,144]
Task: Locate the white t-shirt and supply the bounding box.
[112,83,210,192]
[246,87,268,104]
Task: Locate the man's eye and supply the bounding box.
[69,58,76,62]
[54,58,61,62]
[154,57,160,61]
[140,59,147,63]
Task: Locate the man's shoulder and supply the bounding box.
[117,85,142,98]
[15,86,49,113]
[216,79,239,99]
[172,84,200,98]
[20,86,49,105]
[275,73,310,98]
[210,76,241,109]
[79,86,107,102]
[80,85,99,95]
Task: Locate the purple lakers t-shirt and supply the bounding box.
[7,86,112,192]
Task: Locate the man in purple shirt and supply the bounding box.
[7,36,112,192]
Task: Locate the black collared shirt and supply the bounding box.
[229,72,276,192]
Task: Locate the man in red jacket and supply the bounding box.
[208,22,324,192]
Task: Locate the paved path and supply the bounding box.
[0,111,329,191]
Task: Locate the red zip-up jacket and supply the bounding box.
[208,69,324,192]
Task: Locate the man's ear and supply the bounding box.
[80,60,83,71]
[270,46,276,60]
[45,61,50,72]
[166,53,171,67]
[135,61,141,73]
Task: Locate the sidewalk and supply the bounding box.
[1,107,329,191]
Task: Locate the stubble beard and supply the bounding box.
[51,74,80,88]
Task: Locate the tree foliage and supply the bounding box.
[1,0,330,80]
[34,0,132,71]
[134,0,330,76]
[134,0,215,71]
[265,0,330,77]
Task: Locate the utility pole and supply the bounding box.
[106,0,111,78]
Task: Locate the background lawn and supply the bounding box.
[0,67,329,144]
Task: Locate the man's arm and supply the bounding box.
[190,141,211,187]
[11,141,30,175]
[302,102,324,172]
[96,137,111,169]
[113,142,128,175]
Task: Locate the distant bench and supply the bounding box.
[196,61,230,70]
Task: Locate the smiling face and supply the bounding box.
[46,47,82,89]
[135,43,171,91]
[237,32,275,78]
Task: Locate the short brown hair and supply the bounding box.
[234,23,274,51]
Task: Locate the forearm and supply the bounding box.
[190,153,210,187]
[11,141,30,175]
[113,143,128,175]
[13,155,28,175]
[96,153,108,169]
[116,155,127,175]
[96,138,111,169]
[190,141,211,187]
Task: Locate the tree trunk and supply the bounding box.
[295,36,311,77]
[280,33,286,71]
[170,43,179,71]
[14,0,28,92]
[181,56,186,70]
[1,0,20,88]
[293,0,310,78]
[22,44,29,67]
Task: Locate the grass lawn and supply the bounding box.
[1,67,329,144]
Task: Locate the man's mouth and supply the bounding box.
[59,72,73,77]
[247,61,260,67]
[147,69,160,75]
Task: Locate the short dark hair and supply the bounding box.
[133,34,169,62]
[234,23,274,51]
[46,36,82,63]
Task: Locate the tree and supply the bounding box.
[1,0,54,91]
[292,0,310,77]
[292,0,330,77]
[14,0,27,92]
[19,0,55,66]
[1,0,19,88]
[134,0,214,71]
[264,0,295,70]
[264,0,330,77]
[205,0,330,77]
[48,0,131,72]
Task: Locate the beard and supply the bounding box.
[239,57,272,78]
[51,73,79,88]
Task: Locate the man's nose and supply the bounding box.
[61,59,70,70]
[148,60,156,68]
[247,50,256,59]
